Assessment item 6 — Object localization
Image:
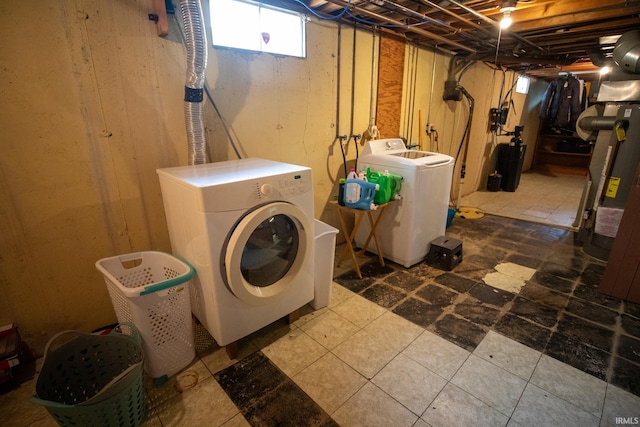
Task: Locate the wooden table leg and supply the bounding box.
[335,206,364,279]
[360,204,387,267]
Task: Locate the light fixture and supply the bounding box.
[500,1,516,29]
[500,0,517,13]
[600,66,611,75]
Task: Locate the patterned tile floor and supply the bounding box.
[460,170,586,229]
[3,215,640,426]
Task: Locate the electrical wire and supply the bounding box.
[427,44,436,151]
[348,23,359,164]
[290,0,444,31]
[290,0,350,20]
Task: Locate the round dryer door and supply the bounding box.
[224,201,312,305]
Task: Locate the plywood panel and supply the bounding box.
[376,34,404,139]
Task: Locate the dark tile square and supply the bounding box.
[572,283,622,311]
[610,357,640,397]
[623,301,640,319]
[434,273,477,293]
[486,237,523,253]
[539,261,581,280]
[361,283,406,309]
[393,297,444,328]
[625,301,640,319]
[493,313,551,352]
[333,274,376,294]
[531,271,574,294]
[243,380,338,427]
[513,241,550,259]
[545,332,610,381]
[510,218,543,232]
[565,298,618,327]
[580,263,606,287]
[505,253,543,269]
[383,270,424,292]
[556,313,615,352]
[621,314,640,339]
[434,314,487,351]
[451,265,493,282]
[454,298,501,327]
[464,254,500,270]
[551,255,586,272]
[416,284,458,306]
[215,351,286,408]
[495,226,532,241]
[468,283,514,307]
[407,262,439,280]
[617,334,640,365]
[519,283,569,310]
[534,225,574,243]
[358,261,395,278]
[509,297,560,328]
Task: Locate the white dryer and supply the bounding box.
[355,138,454,268]
[157,158,314,347]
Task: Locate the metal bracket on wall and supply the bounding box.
[149,0,174,37]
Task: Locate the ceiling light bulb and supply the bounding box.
[600,66,611,75]
[500,12,512,29]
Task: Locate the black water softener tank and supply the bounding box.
[496,126,526,192]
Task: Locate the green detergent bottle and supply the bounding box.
[366,168,403,204]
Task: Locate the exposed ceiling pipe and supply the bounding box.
[323,0,476,53]
[380,0,496,48]
[444,0,547,53]
[418,0,492,36]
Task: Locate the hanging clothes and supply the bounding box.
[539,78,561,122]
[539,75,584,133]
[555,75,583,130]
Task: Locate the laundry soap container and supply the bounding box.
[96,251,196,385]
[311,220,339,309]
[344,179,379,210]
[366,168,403,204]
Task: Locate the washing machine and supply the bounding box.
[355,138,454,267]
[156,158,314,347]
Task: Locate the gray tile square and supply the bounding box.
[474,330,541,380]
[451,354,527,416]
[422,383,509,427]
[402,331,470,380]
[530,355,606,417]
[511,383,600,427]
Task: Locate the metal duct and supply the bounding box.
[180,0,209,165]
[613,30,640,74]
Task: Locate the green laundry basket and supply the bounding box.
[31,323,145,427]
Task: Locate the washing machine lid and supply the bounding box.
[359,139,453,169]
[222,201,312,306]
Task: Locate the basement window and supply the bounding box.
[516,75,530,94]
[210,0,307,58]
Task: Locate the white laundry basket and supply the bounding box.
[96,251,196,385]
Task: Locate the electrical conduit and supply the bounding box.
[180,0,208,165]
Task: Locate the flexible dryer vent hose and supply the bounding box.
[180,0,208,165]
